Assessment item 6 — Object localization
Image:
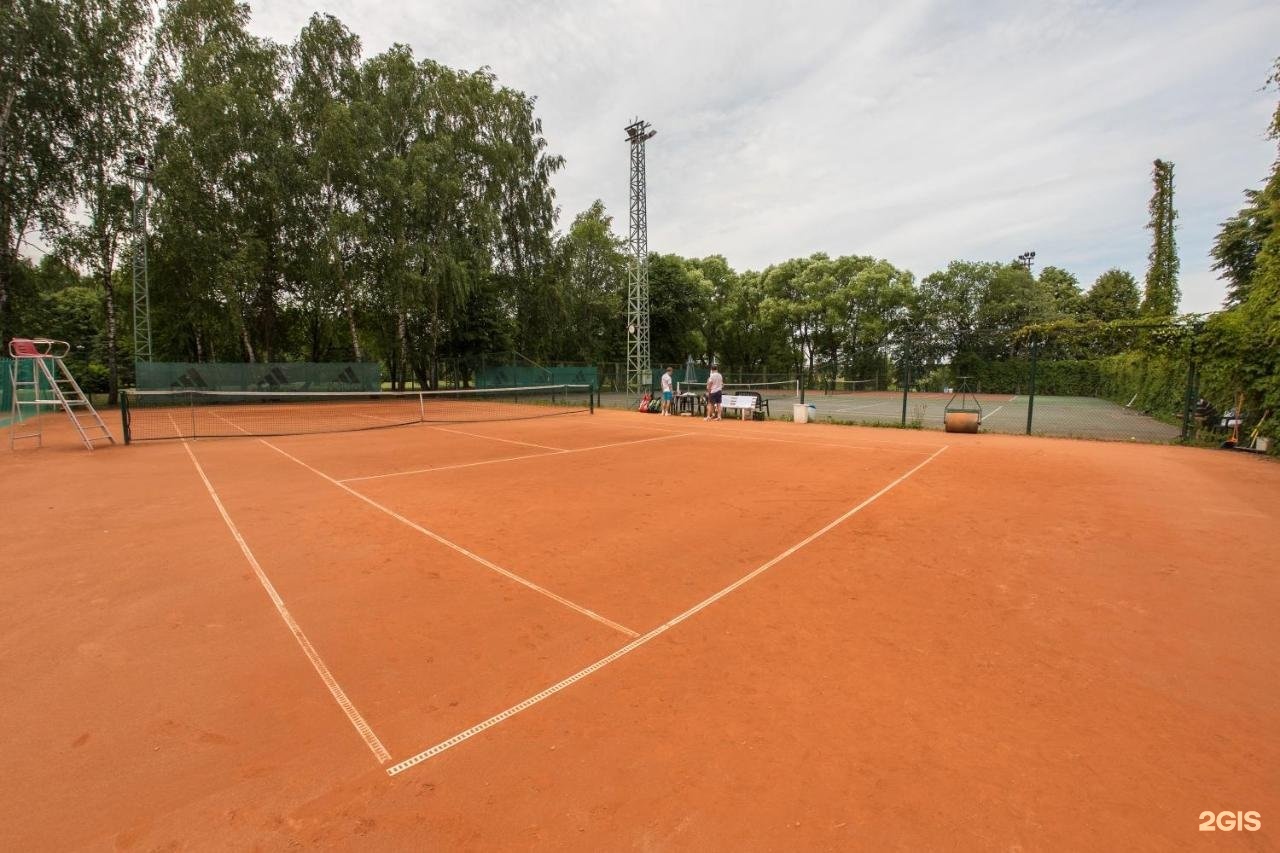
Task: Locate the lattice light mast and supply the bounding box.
[129,154,154,364]
[625,119,656,397]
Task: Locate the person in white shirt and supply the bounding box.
[705,365,724,420]
[660,367,674,416]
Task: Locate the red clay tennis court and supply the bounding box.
[2,402,1278,849]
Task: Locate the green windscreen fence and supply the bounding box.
[136,362,381,392]
[1,357,55,427]
[476,364,599,389]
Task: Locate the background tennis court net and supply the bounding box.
[122,384,593,443]
[675,379,801,399]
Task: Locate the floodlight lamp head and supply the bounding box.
[624,119,655,143]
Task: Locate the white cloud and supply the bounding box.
[247,0,1280,312]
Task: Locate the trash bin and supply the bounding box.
[792,403,808,424]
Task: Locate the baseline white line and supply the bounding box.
[386,444,950,775]
[176,433,391,764]
[339,431,692,483]
[260,439,640,639]
[431,424,565,452]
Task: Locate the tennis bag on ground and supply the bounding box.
[638,393,652,412]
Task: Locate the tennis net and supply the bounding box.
[121,384,593,443]
[675,379,800,399]
[823,378,878,395]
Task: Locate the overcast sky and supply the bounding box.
[250,0,1280,313]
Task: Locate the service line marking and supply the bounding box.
[385,444,950,775]
[430,425,565,452]
[261,440,640,639]
[595,419,941,455]
[174,423,391,764]
[340,431,692,483]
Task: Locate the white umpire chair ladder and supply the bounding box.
[8,338,116,450]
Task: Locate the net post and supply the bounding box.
[418,389,425,423]
[589,384,595,414]
[1025,337,1039,435]
[189,390,197,438]
[121,390,132,444]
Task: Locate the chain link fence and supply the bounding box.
[797,322,1222,444]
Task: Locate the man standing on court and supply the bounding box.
[660,366,675,416]
[705,363,723,420]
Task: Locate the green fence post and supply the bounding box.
[1180,329,1197,443]
[1025,338,1039,435]
[900,338,911,427]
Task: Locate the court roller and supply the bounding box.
[944,411,980,433]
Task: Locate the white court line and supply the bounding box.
[431,424,565,452]
[385,444,950,775]
[340,431,692,483]
[825,399,902,413]
[1008,395,1018,402]
[981,405,1005,420]
[592,419,939,455]
[261,440,640,639]
[174,425,391,764]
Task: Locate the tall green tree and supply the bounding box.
[551,200,626,363]
[715,268,788,374]
[912,260,997,364]
[647,253,708,365]
[61,0,153,403]
[150,0,291,362]
[760,255,819,380]
[288,13,364,360]
[1206,57,1280,440]
[1142,158,1180,316]
[1081,269,1141,322]
[0,0,78,344]
[1212,188,1276,307]
[1039,265,1082,317]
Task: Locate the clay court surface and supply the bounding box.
[2,408,1278,850]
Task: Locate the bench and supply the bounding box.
[720,393,767,420]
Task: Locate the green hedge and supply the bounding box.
[1095,352,1188,419]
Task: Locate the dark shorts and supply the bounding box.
[708,391,722,404]
[662,390,672,401]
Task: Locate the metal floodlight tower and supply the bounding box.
[1016,250,1037,273]
[625,118,656,397]
[128,154,154,364]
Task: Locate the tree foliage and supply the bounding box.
[1142,158,1180,317]
[0,4,1274,455]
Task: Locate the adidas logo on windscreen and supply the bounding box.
[172,368,208,389]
